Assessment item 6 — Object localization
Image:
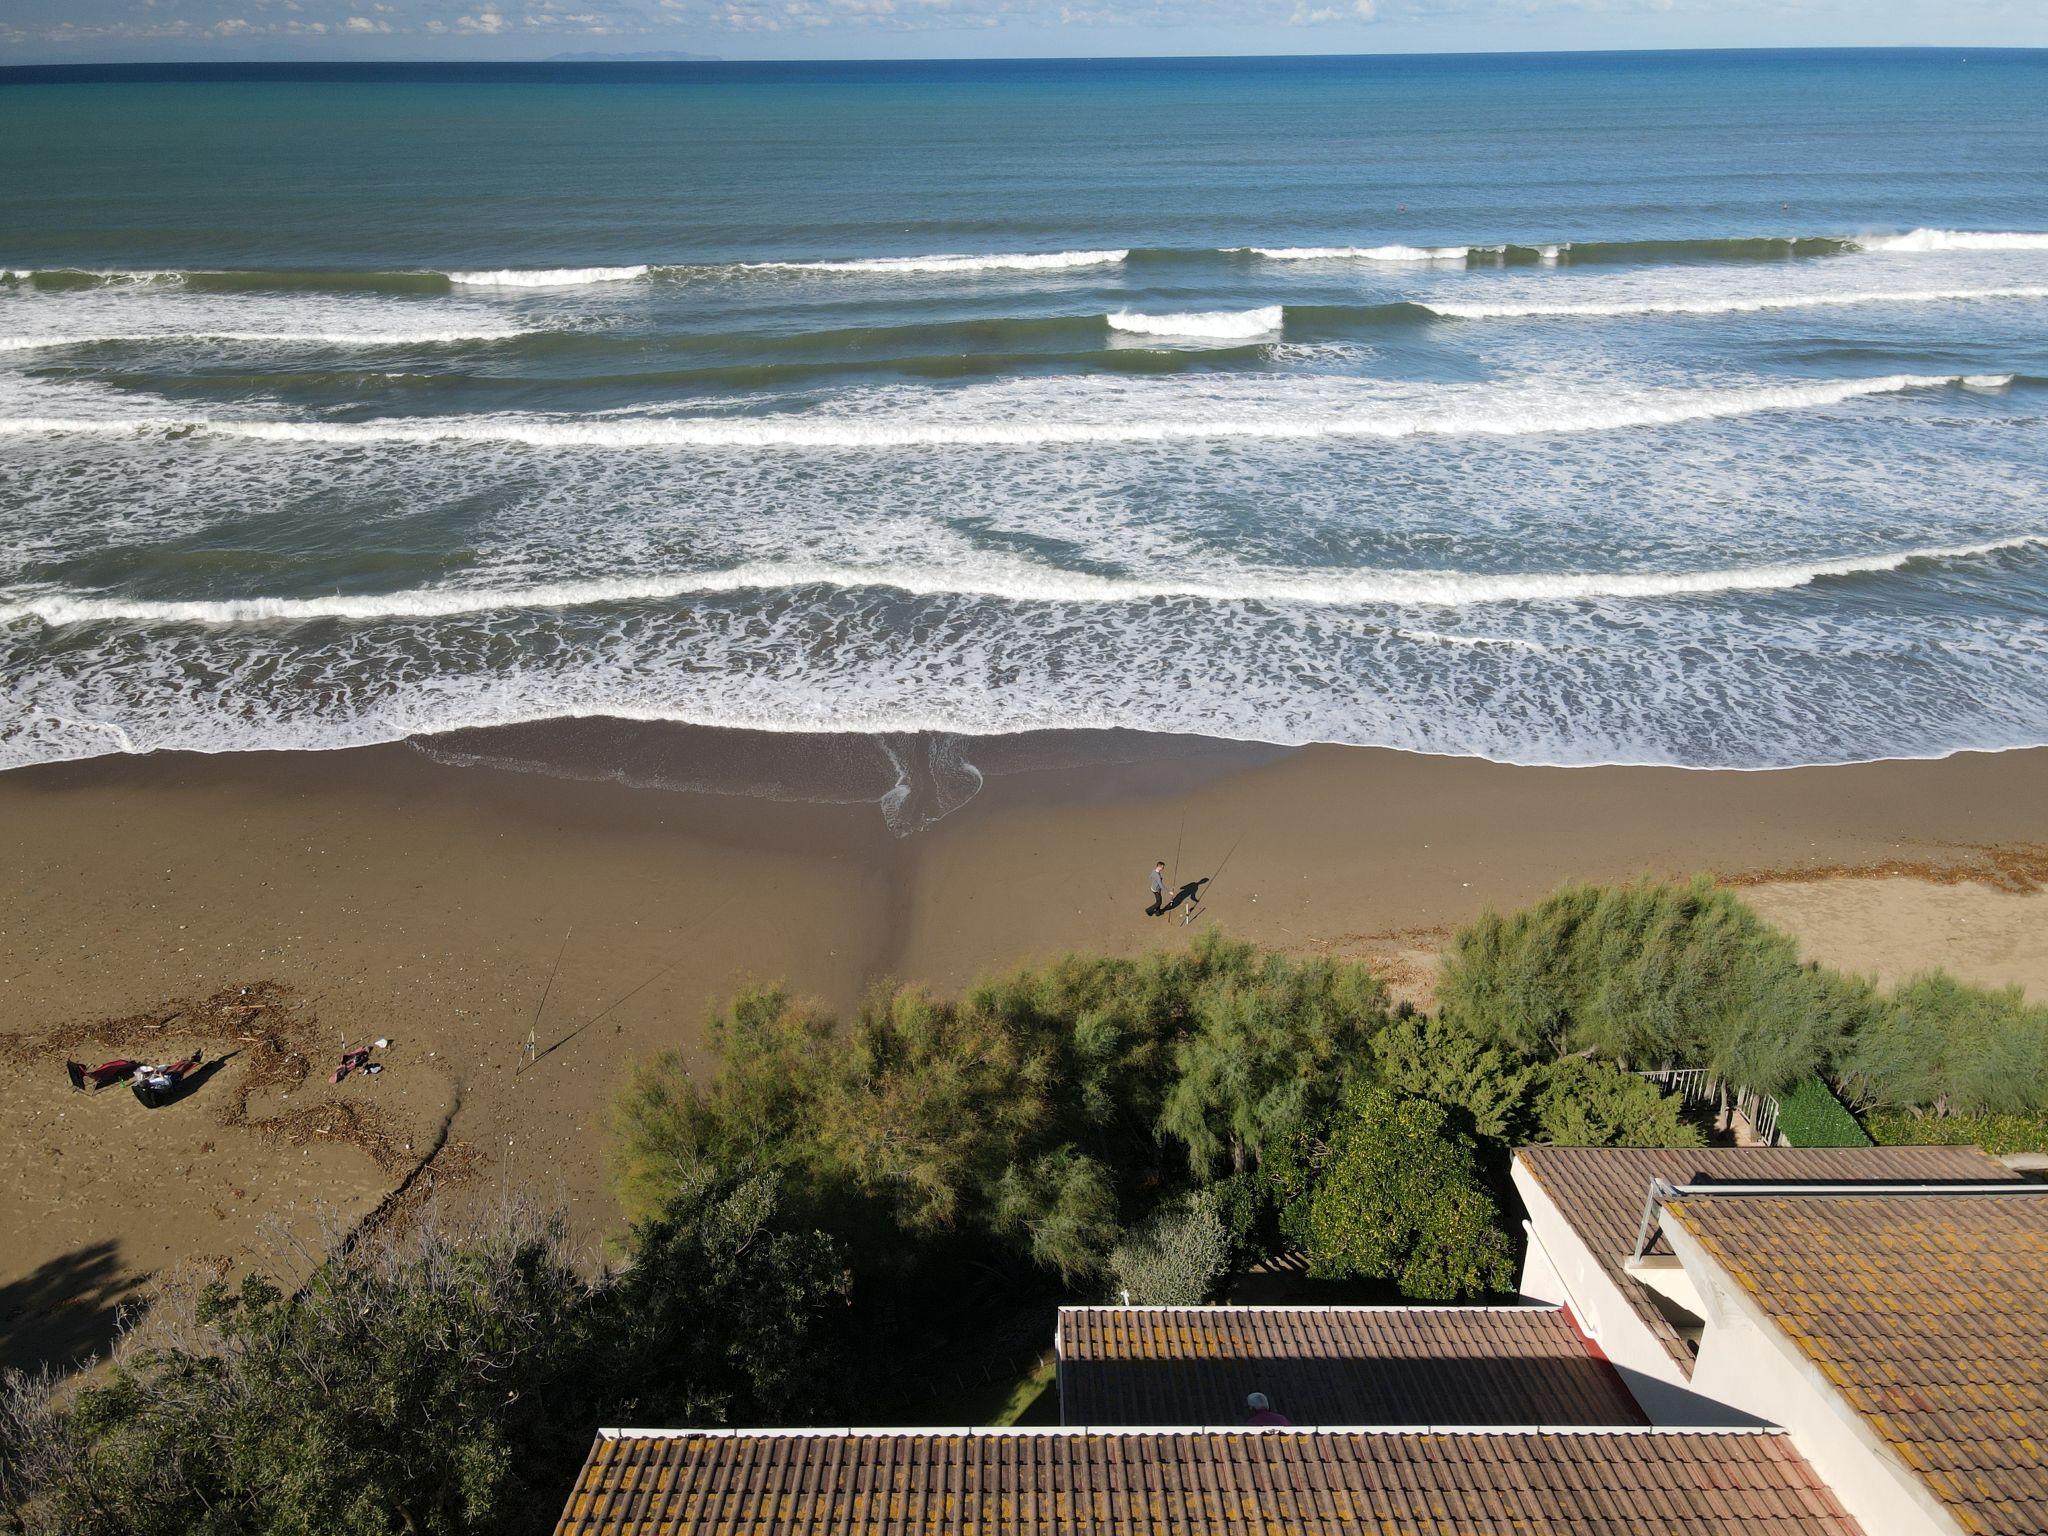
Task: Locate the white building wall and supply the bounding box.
[1509,1161,1753,1426]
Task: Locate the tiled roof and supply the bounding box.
[1667,1191,2048,1536]
[555,1428,1865,1536]
[1514,1145,2014,1373]
[1057,1305,1644,1427]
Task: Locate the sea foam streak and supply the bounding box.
[0,374,1982,450]
[1107,306,1284,339]
[1863,229,2048,253]
[1423,286,2048,320]
[735,250,1128,274]
[444,265,650,287]
[8,535,2041,628]
[1248,244,1482,262]
[0,327,527,351]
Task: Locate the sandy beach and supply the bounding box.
[4,725,2046,1371]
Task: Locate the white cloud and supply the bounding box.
[455,6,508,26]
[343,13,391,27]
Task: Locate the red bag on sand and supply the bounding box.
[66,1058,139,1092]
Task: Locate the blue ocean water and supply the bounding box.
[2,50,2047,774]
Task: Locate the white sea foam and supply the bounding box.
[444,265,649,287]
[734,250,1128,275]
[1106,306,1284,339]
[0,267,183,286]
[0,373,1973,451]
[1863,229,2048,253]
[1247,244,1481,262]
[1422,287,2048,320]
[8,533,2039,629]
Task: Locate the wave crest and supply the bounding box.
[1422,288,2048,320]
[1107,306,1284,339]
[734,250,1128,275]
[1863,229,2048,253]
[444,265,650,287]
[8,535,2040,629]
[0,373,1981,451]
[1247,244,1484,263]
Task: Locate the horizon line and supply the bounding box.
[5,44,2047,74]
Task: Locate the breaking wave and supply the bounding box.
[733,249,1129,275]
[1863,229,2048,254]
[1248,244,1482,263]
[8,533,2040,628]
[444,265,650,286]
[0,373,1982,450]
[1106,306,1284,339]
[1421,287,2048,320]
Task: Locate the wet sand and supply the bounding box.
[4,725,2045,1369]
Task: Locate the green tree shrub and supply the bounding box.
[1773,1077,1872,1147]
[1531,1058,1702,1147]
[1436,878,1867,1093]
[1836,971,2048,1116]
[611,932,1390,1284]
[0,1176,857,1536]
[1295,1089,1514,1301]
[1370,1013,1534,1140]
[1107,1196,1231,1306]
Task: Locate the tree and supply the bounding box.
[1531,1058,1702,1147]
[1296,1089,1514,1301]
[989,1149,1120,1283]
[1837,971,2048,1115]
[11,1202,592,1536]
[1107,1196,1231,1307]
[1437,878,1864,1093]
[1371,1013,1534,1140]
[597,1166,855,1429]
[1157,937,1390,1178]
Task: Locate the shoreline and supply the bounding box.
[3,723,2045,1370]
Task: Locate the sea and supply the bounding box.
[4,50,2047,800]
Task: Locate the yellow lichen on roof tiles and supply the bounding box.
[1665,1193,2048,1536]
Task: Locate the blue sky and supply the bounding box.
[4,0,2046,64]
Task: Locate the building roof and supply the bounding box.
[1056,1305,1645,1428]
[1666,1191,2048,1536]
[1513,1145,2015,1374]
[555,1427,1865,1536]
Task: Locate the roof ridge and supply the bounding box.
[595,1424,1788,1441]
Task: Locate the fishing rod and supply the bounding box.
[1172,810,1186,891]
[1181,834,1243,927]
[521,942,691,1074]
[521,924,572,1070]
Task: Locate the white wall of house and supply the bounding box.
[1510,1162,1757,1427]
[1661,1213,1964,1536]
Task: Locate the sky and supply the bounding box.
[3,0,2046,66]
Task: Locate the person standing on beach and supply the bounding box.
[1149,861,1167,915]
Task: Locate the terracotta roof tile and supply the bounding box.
[1056,1305,1645,1427]
[1666,1191,2048,1536]
[1514,1145,2015,1374]
[555,1429,1865,1536]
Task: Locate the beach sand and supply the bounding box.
[4,725,2045,1370]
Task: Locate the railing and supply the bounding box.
[1737,1085,1781,1146]
[1639,1067,1713,1107]
[1638,1067,1782,1144]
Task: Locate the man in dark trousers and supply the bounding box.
[1148,860,1167,915]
